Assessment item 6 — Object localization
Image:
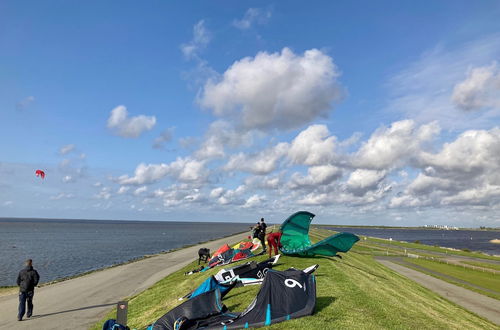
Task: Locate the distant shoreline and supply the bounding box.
[315,224,500,231]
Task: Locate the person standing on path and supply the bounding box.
[16,259,40,321]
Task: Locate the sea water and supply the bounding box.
[325,226,500,256]
[0,219,250,286]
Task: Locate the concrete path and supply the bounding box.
[0,232,246,330]
[377,258,500,325]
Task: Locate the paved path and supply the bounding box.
[0,232,246,330]
[377,258,500,325]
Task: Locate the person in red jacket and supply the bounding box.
[266,232,282,257]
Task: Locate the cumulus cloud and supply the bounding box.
[288,124,338,166]
[289,165,342,190]
[233,8,271,30]
[134,186,148,196]
[225,143,289,175]
[59,144,76,155]
[345,169,387,196]
[62,175,74,183]
[107,105,156,138]
[195,121,253,160]
[117,186,130,194]
[243,194,266,208]
[95,187,112,200]
[181,20,211,59]
[391,127,500,208]
[50,193,75,200]
[451,63,500,111]
[153,128,174,149]
[199,48,342,131]
[16,96,35,111]
[117,157,208,185]
[386,34,500,130]
[352,120,440,170]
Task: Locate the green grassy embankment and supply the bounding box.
[91,228,497,330]
[401,258,500,300]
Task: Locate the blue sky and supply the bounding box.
[1,1,500,226]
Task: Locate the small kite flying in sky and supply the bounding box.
[35,170,45,179]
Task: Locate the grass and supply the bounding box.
[461,260,500,272]
[91,228,497,330]
[0,286,17,297]
[403,258,500,300]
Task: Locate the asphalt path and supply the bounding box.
[0,232,246,330]
[377,258,500,325]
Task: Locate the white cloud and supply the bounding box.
[134,186,148,196]
[181,20,211,59]
[225,143,288,175]
[352,120,440,170]
[3,201,13,206]
[243,194,266,208]
[451,63,500,111]
[153,128,174,149]
[16,96,35,111]
[62,175,74,183]
[59,144,76,155]
[288,124,337,166]
[117,163,169,185]
[391,127,500,208]
[210,187,225,198]
[94,187,112,200]
[233,8,271,30]
[386,34,500,130]
[117,157,208,185]
[199,48,342,131]
[289,165,342,189]
[345,169,387,196]
[195,121,253,160]
[117,186,130,194]
[93,182,103,187]
[107,105,156,138]
[50,193,74,200]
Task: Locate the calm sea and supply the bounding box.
[325,226,500,256]
[0,219,250,287]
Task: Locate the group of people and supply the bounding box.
[252,218,282,257]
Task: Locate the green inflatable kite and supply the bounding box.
[279,211,359,257]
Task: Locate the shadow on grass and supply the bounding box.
[315,296,337,313]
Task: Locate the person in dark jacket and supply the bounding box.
[16,259,40,321]
[258,218,267,252]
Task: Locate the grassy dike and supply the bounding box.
[91,228,497,330]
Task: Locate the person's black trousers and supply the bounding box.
[259,234,266,251]
[18,291,34,319]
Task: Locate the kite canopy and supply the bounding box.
[207,244,255,268]
[280,211,359,257]
[149,268,316,329]
[35,169,45,179]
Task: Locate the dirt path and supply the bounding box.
[376,258,500,325]
[0,232,246,330]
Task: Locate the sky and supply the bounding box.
[1,1,500,226]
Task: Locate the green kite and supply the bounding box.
[279,211,359,257]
